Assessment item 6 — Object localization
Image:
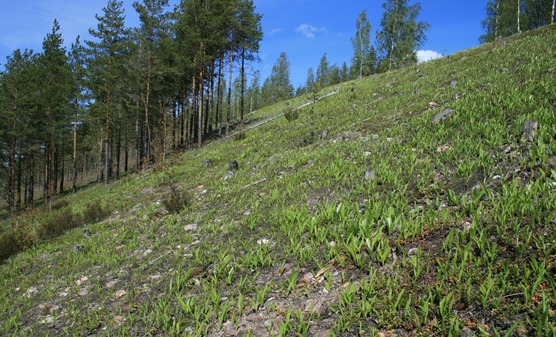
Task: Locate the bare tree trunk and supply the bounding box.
[495,1,500,37]
[217,53,224,135]
[240,48,245,121]
[552,0,555,24]
[227,31,234,134]
[517,0,521,33]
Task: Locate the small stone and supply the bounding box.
[83,230,91,237]
[257,238,270,245]
[223,171,234,180]
[460,326,475,337]
[408,247,418,256]
[184,224,198,232]
[432,109,456,124]
[364,169,375,182]
[114,315,125,325]
[78,287,88,296]
[74,245,83,253]
[114,289,126,298]
[450,80,458,88]
[143,249,152,256]
[26,286,38,295]
[228,160,239,171]
[452,92,460,101]
[105,280,117,288]
[301,272,314,283]
[329,241,336,247]
[202,159,212,167]
[49,305,60,313]
[321,129,329,140]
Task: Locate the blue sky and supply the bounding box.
[0,0,488,88]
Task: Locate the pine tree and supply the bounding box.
[68,36,86,194]
[132,0,171,167]
[260,52,293,106]
[37,19,73,203]
[375,0,430,72]
[86,0,129,185]
[316,53,330,88]
[351,9,376,78]
[270,52,294,103]
[235,0,263,121]
[0,49,38,213]
[305,67,316,93]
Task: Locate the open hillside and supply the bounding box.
[1,25,556,336]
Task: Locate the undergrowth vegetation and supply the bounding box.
[1,26,556,336]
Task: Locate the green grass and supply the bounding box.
[2,25,556,336]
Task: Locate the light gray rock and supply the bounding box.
[184,224,198,232]
[364,169,375,182]
[223,171,234,180]
[432,109,456,124]
[522,120,538,142]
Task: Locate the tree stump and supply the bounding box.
[522,120,538,142]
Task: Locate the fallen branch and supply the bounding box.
[242,178,267,189]
[227,89,340,138]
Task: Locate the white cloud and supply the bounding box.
[268,28,282,35]
[416,50,444,64]
[295,24,328,38]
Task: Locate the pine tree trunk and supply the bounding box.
[59,143,65,194]
[72,115,77,193]
[8,130,16,216]
[240,48,245,121]
[124,116,129,173]
[27,156,34,208]
[198,66,204,147]
[217,53,224,135]
[17,155,22,209]
[227,32,234,135]
[172,101,177,149]
[208,62,215,135]
[116,118,121,179]
[53,144,59,197]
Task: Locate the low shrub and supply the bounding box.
[80,202,109,225]
[162,185,192,214]
[0,229,22,262]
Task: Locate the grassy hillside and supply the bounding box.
[1,25,556,336]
